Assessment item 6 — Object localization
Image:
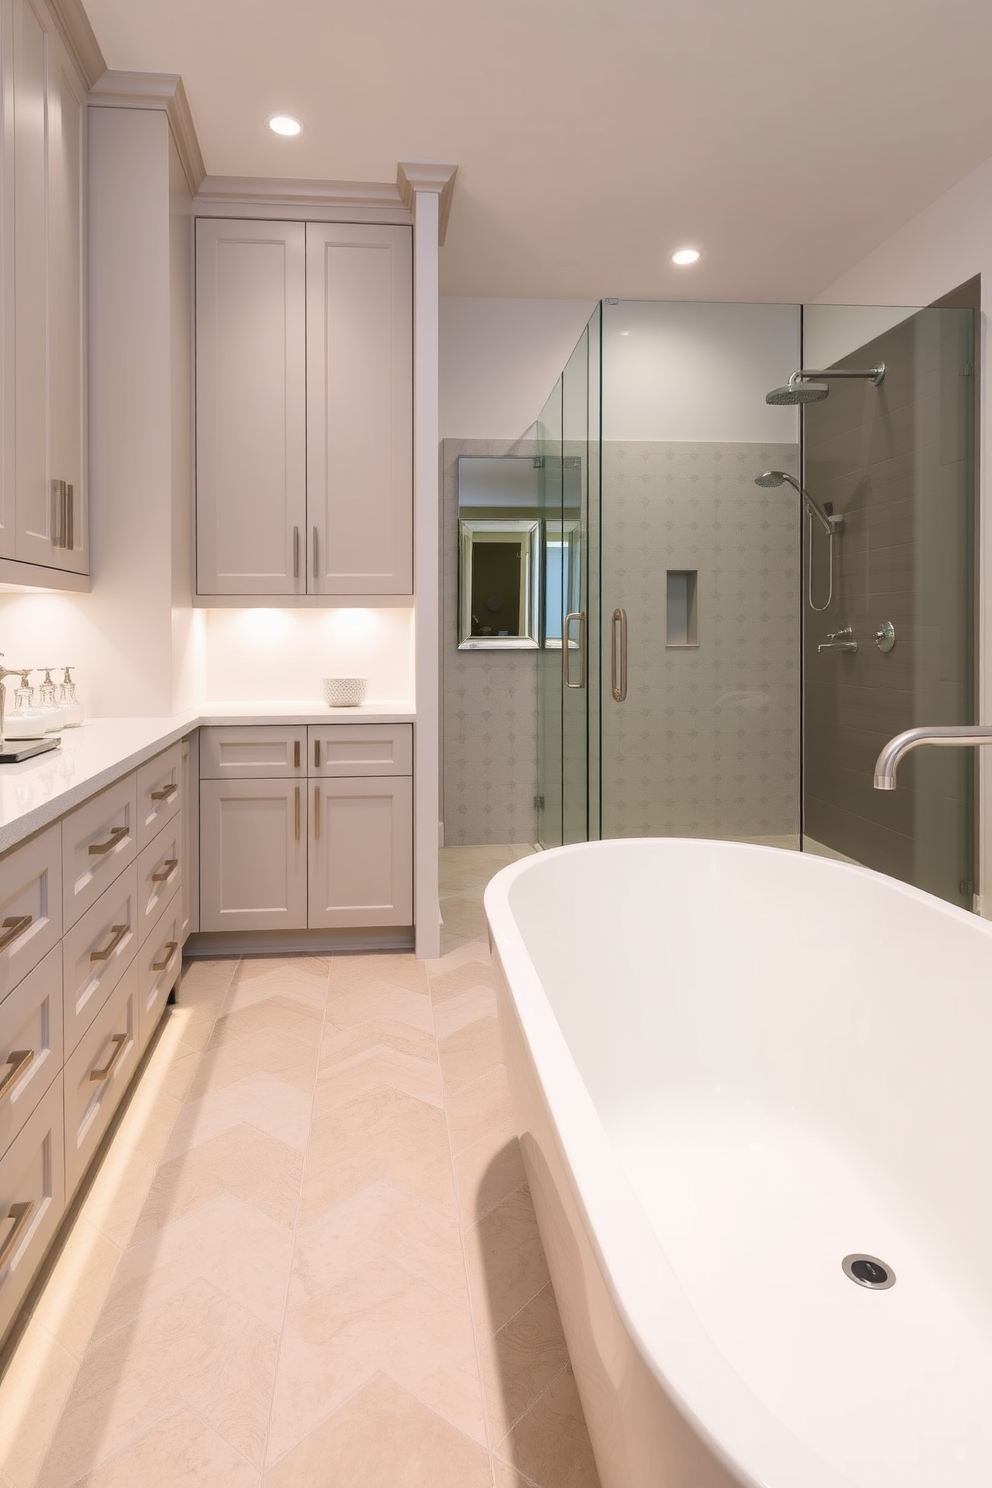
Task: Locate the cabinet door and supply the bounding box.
[10,0,86,573]
[0,3,13,558]
[306,223,412,596]
[308,775,412,928]
[199,778,307,932]
[196,219,307,595]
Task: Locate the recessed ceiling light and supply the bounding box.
[671,247,700,266]
[268,115,302,137]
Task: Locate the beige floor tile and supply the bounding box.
[164,1073,313,1160]
[479,1285,570,1442]
[464,1187,551,1338]
[319,1018,437,1068]
[208,992,324,1049]
[299,1088,455,1222]
[76,1142,160,1251]
[95,1192,295,1340]
[133,1123,303,1240]
[328,953,428,995]
[187,1027,318,1100]
[73,1408,258,1488]
[323,983,433,1035]
[228,954,329,997]
[438,1015,505,1092]
[30,1221,121,1362]
[425,949,496,1003]
[496,1366,601,1488]
[445,1064,515,1154]
[267,1257,485,1462]
[0,1319,78,1488]
[312,1047,443,1110]
[436,894,488,941]
[264,1373,491,1488]
[290,1182,466,1307]
[109,1089,184,1170]
[454,1123,526,1222]
[493,1458,541,1488]
[433,983,499,1040]
[175,959,238,1005]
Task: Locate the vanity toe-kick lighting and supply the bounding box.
[874,724,992,790]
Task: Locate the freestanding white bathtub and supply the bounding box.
[484,839,992,1488]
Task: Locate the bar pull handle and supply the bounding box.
[150,782,178,803]
[0,1050,33,1103]
[562,611,586,689]
[312,526,319,580]
[66,483,74,551]
[151,857,179,883]
[151,941,178,973]
[90,923,129,963]
[314,786,320,840]
[89,825,128,856]
[295,785,301,840]
[293,525,300,579]
[0,914,33,952]
[611,607,628,702]
[0,1201,35,1270]
[51,480,63,547]
[88,1032,127,1082]
[314,739,321,769]
[294,739,300,769]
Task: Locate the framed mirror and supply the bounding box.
[458,520,541,648]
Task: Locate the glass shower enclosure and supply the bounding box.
[536,295,976,911]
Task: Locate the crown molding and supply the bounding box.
[194,174,414,225]
[397,163,458,245]
[88,72,206,195]
[48,0,106,88]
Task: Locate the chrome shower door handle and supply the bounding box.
[611,607,628,702]
[562,612,586,689]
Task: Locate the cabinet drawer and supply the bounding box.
[62,864,138,1052]
[63,962,138,1200]
[136,821,182,942]
[199,726,306,779]
[0,1075,65,1346]
[308,723,412,777]
[137,889,182,1051]
[62,774,137,928]
[0,947,63,1160]
[136,744,181,849]
[0,823,62,1003]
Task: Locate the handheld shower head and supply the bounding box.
[754,471,838,536]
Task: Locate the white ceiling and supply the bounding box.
[83,0,992,301]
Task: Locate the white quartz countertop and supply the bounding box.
[0,700,416,853]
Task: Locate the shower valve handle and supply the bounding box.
[826,626,853,641]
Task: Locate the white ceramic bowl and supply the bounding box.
[322,676,368,708]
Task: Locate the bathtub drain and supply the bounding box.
[842,1254,895,1289]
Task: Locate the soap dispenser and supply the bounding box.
[38,669,67,732]
[2,670,50,739]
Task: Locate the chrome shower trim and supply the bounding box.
[789,364,885,389]
[873,724,992,790]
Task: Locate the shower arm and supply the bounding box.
[788,365,885,389]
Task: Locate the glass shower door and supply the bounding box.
[536,379,563,848]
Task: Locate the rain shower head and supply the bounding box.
[765,364,885,406]
[766,380,829,406]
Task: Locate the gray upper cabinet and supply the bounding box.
[1,0,88,578]
[195,217,413,598]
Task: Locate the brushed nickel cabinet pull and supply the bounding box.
[293,526,300,579]
[150,783,178,803]
[51,480,63,547]
[295,786,301,841]
[151,941,178,973]
[0,1050,33,1102]
[89,825,128,856]
[611,607,628,702]
[0,914,32,951]
[0,1201,35,1269]
[151,858,179,883]
[294,739,300,769]
[314,786,320,840]
[312,526,318,580]
[66,483,74,551]
[89,1032,127,1082]
[90,923,129,963]
[314,739,321,769]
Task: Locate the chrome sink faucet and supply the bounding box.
[818,625,858,654]
[874,725,992,789]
